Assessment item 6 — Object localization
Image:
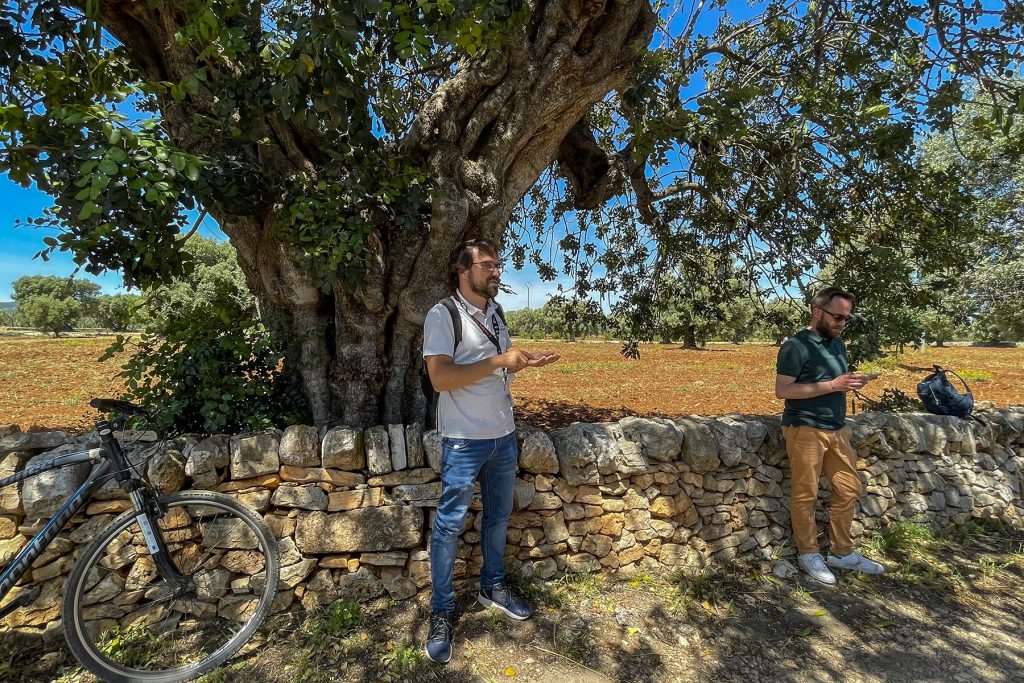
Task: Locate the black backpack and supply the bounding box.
[917,365,975,418]
[420,297,507,429]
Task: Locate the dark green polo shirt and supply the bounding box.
[776,328,849,430]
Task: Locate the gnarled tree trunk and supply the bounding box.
[101,0,656,427]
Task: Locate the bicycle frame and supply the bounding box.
[0,420,187,618]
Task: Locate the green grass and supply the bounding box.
[955,368,993,382]
[861,521,936,558]
[292,600,365,682]
[552,360,633,375]
[380,642,425,676]
[98,624,168,669]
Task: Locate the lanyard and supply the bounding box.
[454,296,504,355]
[454,295,512,407]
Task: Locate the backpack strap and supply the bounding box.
[493,301,507,328]
[941,366,973,396]
[440,297,462,354]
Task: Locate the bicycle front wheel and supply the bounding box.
[62,490,280,683]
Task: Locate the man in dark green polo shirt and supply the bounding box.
[775,287,885,584]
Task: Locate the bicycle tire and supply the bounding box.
[62,490,280,683]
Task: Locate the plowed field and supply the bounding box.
[1,335,1021,433]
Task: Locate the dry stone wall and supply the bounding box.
[1,408,1022,644]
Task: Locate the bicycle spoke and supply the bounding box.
[65,493,279,680]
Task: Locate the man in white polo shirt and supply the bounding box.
[421,238,559,664]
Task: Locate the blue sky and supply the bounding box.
[0,0,786,309]
[0,172,564,308]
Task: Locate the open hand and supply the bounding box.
[524,351,560,367]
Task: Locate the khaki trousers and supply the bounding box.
[783,425,862,555]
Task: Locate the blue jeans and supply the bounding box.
[430,431,518,613]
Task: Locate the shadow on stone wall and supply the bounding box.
[0,408,1021,644]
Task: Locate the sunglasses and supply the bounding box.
[818,308,854,323]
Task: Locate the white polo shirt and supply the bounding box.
[422,293,515,439]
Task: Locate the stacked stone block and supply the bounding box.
[0,408,1021,645]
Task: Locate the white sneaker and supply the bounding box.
[798,552,837,585]
[827,550,885,575]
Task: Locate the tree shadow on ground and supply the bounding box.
[517,398,674,430]
[696,526,1024,683]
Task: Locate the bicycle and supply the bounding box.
[0,399,280,682]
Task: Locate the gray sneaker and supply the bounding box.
[478,582,532,620]
[827,550,885,575]
[798,552,837,585]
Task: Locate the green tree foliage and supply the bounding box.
[754,298,807,345]
[10,274,100,335]
[961,254,1024,342]
[916,85,1024,344]
[104,237,306,434]
[16,294,82,336]
[1,1,1021,425]
[94,293,141,332]
[652,250,750,349]
[11,274,100,308]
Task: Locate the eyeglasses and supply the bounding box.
[817,308,853,323]
[472,260,504,273]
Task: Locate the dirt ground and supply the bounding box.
[1,335,1022,434]
[12,522,1023,683]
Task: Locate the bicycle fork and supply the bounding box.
[129,488,191,595]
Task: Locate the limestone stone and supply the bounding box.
[649,496,676,519]
[271,485,328,511]
[513,480,535,511]
[658,543,701,568]
[405,423,425,468]
[527,557,555,579]
[549,426,599,486]
[21,447,91,520]
[384,576,418,601]
[708,418,750,468]
[336,568,386,601]
[624,508,651,532]
[368,468,437,487]
[543,513,570,544]
[359,551,407,566]
[280,465,365,487]
[423,430,443,472]
[392,482,442,503]
[274,425,317,468]
[551,422,648,481]
[581,535,612,557]
[618,416,683,462]
[552,479,577,505]
[0,535,26,565]
[327,488,387,511]
[622,488,649,510]
[295,507,423,553]
[388,424,407,471]
[518,425,559,474]
[360,426,390,476]
[321,428,365,470]
[230,432,280,479]
[0,453,25,514]
[234,489,272,512]
[529,492,562,510]
[674,418,722,473]
[186,436,232,479]
[0,431,68,454]
[146,448,186,494]
[565,553,599,572]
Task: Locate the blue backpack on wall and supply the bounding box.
[917,365,975,418]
